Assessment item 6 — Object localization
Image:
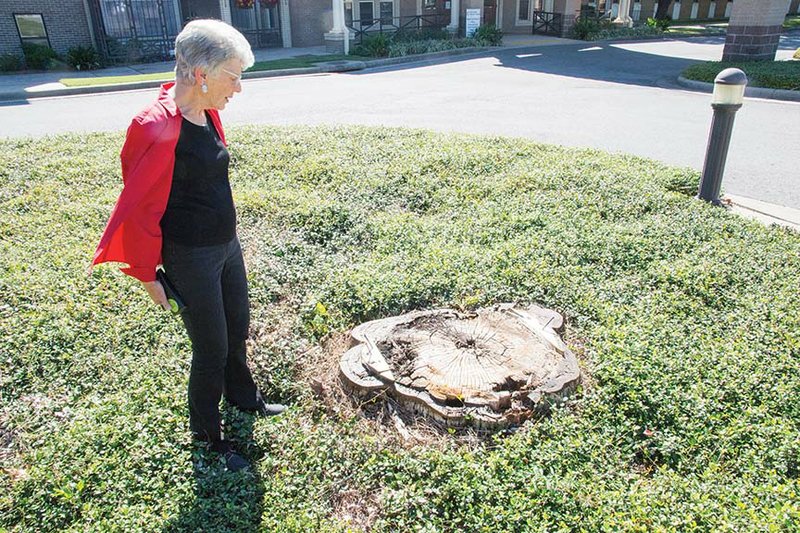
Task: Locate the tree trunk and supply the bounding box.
[655,0,672,19]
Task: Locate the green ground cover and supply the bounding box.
[682,60,800,91]
[58,55,364,88]
[665,25,726,37]
[1,127,799,531]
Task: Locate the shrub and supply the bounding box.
[592,25,662,40]
[353,32,391,57]
[647,16,671,31]
[0,53,23,72]
[794,47,800,60]
[473,24,503,46]
[572,17,601,40]
[22,42,59,70]
[66,45,101,70]
[104,37,153,64]
[393,28,450,42]
[386,37,476,57]
[682,60,800,91]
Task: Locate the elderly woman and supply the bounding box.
[92,19,284,472]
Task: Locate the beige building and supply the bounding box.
[483,0,800,38]
[324,0,800,49]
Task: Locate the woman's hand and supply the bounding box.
[142,280,171,311]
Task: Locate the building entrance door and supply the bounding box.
[180,0,220,21]
[483,0,496,25]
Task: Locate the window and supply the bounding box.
[380,1,393,24]
[359,1,374,23]
[345,2,353,25]
[518,0,530,21]
[14,14,49,48]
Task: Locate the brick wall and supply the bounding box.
[723,0,789,61]
[0,0,94,58]
[290,0,330,46]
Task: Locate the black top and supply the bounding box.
[160,113,235,246]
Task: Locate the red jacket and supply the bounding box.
[92,83,226,282]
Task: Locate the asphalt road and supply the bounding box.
[2,37,799,208]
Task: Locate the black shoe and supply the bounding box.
[254,391,287,418]
[211,440,250,472]
[223,450,249,472]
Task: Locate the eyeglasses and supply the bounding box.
[220,67,243,84]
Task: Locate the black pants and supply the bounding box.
[162,236,258,442]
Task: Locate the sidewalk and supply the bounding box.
[0,45,330,100]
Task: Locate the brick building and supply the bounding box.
[1,0,94,58]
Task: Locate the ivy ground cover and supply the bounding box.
[1,126,799,531]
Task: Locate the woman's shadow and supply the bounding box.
[162,404,265,533]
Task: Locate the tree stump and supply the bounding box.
[339,303,581,430]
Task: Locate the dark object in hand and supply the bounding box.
[156,268,186,314]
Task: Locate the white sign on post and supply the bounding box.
[465,8,481,37]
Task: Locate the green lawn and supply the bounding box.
[665,25,726,37]
[682,60,800,91]
[58,55,366,88]
[667,14,800,34]
[1,127,799,531]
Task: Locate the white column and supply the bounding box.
[614,0,633,26]
[324,0,347,53]
[672,1,681,19]
[219,0,232,24]
[448,0,461,32]
[332,0,346,32]
[280,0,292,47]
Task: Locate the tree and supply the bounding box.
[654,0,672,20]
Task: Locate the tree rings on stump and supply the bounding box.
[339,303,581,430]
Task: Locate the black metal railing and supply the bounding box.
[88,0,180,63]
[346,13,450,44]
[229,0,282,49]
[87,0,282,64]
[531,10,562,36]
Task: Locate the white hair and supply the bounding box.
[174,19,254,85]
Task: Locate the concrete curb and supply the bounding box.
[359,46,496,68]
[677,75,800,102]
[0,47,497,103]
[724,193,800,232]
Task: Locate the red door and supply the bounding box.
[483,0,497,26]
[423,0,451,26]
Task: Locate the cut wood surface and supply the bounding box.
[339,304,581,429]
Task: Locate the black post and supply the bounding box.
[697,103,742,205]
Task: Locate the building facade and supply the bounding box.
[1,0,798,60]
[499,0,800,36]
[1,0,95,58]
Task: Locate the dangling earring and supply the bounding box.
[201,82,208,94]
